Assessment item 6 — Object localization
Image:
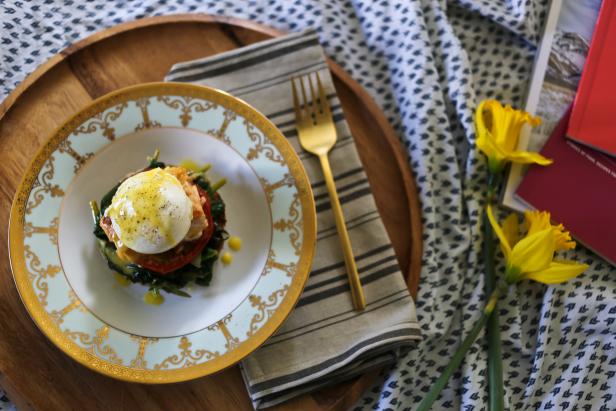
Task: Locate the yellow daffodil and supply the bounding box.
[475,99,553,174]
[486,205,588,284]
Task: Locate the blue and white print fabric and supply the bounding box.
[0,392,15,411]
[1,1,615,410]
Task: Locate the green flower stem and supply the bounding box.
[486,172,502,203]
[416,286,503,411]
[484,204,504,411]
[488,311,504,410]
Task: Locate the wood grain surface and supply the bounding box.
[0,14,422,411]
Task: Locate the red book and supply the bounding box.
[567,0,616,156]
[517,109,616,265]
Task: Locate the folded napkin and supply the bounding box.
[166,29,421,409]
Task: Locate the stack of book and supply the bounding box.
[500,0,615,264]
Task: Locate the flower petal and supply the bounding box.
[475,100,491,139]
[524,210,551,236]
[509,228,555,273]
[553,224,576,251]
[475,101,501,159]
[502,108,541,153]
[505,150,553,166]
[475,99,546,170]
[494,103,513,147]
[477,134,509,172]
[486,204,511,258]
[475,130,496,158]
[525,260,589,284]
[475,100,515,173]
[502,213,519,247]
[478,100,503,138]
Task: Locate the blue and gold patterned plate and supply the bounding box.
[8,82,316,383]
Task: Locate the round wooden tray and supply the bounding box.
[0,15,422,411]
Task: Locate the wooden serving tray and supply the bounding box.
[0,15,422,411]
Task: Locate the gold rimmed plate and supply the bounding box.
[8,82,316,383]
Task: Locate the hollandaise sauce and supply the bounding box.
[106,168,193,255]
[144,290,165,305]
[114,272,131,286]
[221,252,233,265]
[228,236,242,251]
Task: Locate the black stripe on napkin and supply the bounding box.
[167,33,313,77]
[303,255,398,293]
[296,263,400,308]
[315,185,372,213]
[317,209,379,237]
[273,103,342,130]
[310,167,364,189]
[247,327,421,394]
[262,293,412,348]
[266,289,408,341]
[170,37,320,82]
[309,244,393,277]
[264,93,337,119]
[296,136,354,161]
[318,215,381,241]
[229,61,328,96]
[313,178,369,202]
[281,112,346,139]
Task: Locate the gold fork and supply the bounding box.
[291,73,366,311]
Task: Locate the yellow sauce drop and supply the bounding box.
[228,236,242,251]
[114,272,131,286]
[221,252,233,265]
[144,290,165,305]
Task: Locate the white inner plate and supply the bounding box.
[58,128,271,338]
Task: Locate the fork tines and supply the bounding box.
[291,72,332,125]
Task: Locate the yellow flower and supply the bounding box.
[486,205,588,284]
[475,99,553,174]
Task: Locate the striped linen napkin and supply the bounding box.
[166,29,421,410]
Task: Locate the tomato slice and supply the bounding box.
[135,186,215,274]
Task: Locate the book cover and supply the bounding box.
[501,0,601,211]
[567,0,616,156]
[516,108,616,265]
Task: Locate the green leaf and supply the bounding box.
[210,200,225,219]
[148,160,166,169]
[93,223,108,240]
[146,149,165,169]
[161,286,192,298]
[416,309,491,411]
[484,207,504,411]
[211,178,227,191]
[195,271,213,286]
[100,182,120,214]
[202,247,218,262]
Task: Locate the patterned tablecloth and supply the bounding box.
[1,1,615,410]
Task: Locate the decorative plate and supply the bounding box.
[8,82,316,383]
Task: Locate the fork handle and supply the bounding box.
[319,154,366,311]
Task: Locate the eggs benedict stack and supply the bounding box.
[91,151,227,300]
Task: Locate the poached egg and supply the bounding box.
[105,168,193,254]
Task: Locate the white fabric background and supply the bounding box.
[1,1,615,410]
